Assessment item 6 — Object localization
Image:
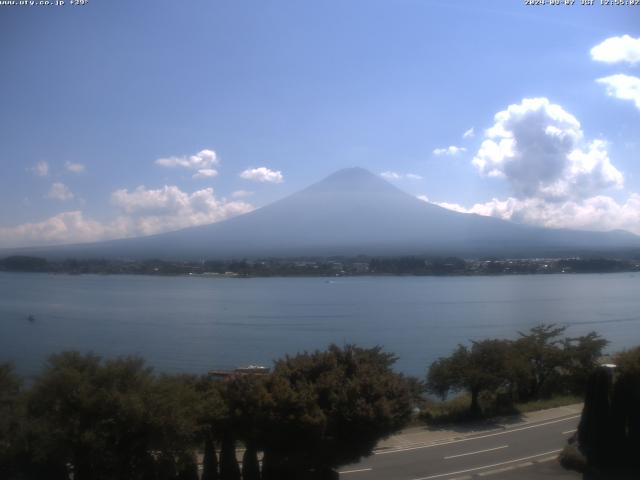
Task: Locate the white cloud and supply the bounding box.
[193,168,219,179]
[418,195,467,215]
[65,161,86,173]
[596,74,640,110]
[591,35,640,65]
[426,97,640,235]
[29,161,49,177]
[431,195,640,235]
[0,185,254,248]
[381,171,401,180]
[239,167,284,183]
[155,149,219,172]
[472,97,623,200]
[433,146,466,157]
[0,211,119,247]
[380,171,422,181]
[231,190,254,198]
[110,185,254,236]
[463,127,475,139]
[47,182,74,201]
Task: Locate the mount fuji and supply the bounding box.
[8,168,640,260]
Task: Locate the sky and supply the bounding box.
[0,0,639,248]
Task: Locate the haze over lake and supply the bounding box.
[2,272,640,379]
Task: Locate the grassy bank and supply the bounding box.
[419,394,582,426]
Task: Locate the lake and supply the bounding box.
[1,272,639,379]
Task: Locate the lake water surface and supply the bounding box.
[1,272,640,378]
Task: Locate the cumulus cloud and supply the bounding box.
[0,185,254,248]
[65,161,86,173]
[47,182,74,201]
[431,195,640,235]
[240,167,284,183]
[155,149,219,179]
[109,185,253,236]
[433,146,466,156]
[380,171,423,181]
[463,127,475,139]
[0,211,119,247]
[29,161,49,177]
[591,35,640,65]
[596,74,640,110]
[472,98,623,200]
[428,97,639,234]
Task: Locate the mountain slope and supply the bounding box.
[8,168,640,259]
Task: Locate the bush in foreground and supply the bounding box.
[0,344,415,480]
[567,346,640,478]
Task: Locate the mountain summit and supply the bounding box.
[13,168,640,259]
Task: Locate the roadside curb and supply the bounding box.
[374,404,582,455]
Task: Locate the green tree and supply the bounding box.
[427,339,513,416]
[614,346,640,375]
[613,346,640,465]
[220,374,272,480]
[26,352,158,480]
[201,436,219,480]
[265,344,414,478]
[148,374,203,460]
[24,352,205,480]
[0,363,24,479]
[515,324,568,399]
[176,452,199,480]
[561,332,608,395]
[0,255,48,272]
[578,368,613,467]
[219,432,241,480]
[576,349,640,473]
[196,376,228,480]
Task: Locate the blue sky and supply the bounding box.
[1,0,639,247]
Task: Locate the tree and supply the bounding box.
[578,368,613,467]
[515,324,568,399]
[562,332,608,395]
[614,346,640,375]
[148,374,203,460]
[575,348,640,473]
[24,352,205,480]
[241,446,260,480]
[198,378,225,480]
[201,436,219,480]
[219,432,241,480]
[0,255,48,272]
[265,344,414,477]
[613,346,640,466]
[220,374,271,480]
[0,363,24,479]
[427,339,513,416]
[176,452,199,480]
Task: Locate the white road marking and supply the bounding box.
[375,415,579,455]
[339,468,373,474]
[410,449,562,480]
[444,445,508,460]
[562,429,577,435]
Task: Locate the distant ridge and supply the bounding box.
[5,167,640,260]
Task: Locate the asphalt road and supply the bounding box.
[339,414,580,480]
